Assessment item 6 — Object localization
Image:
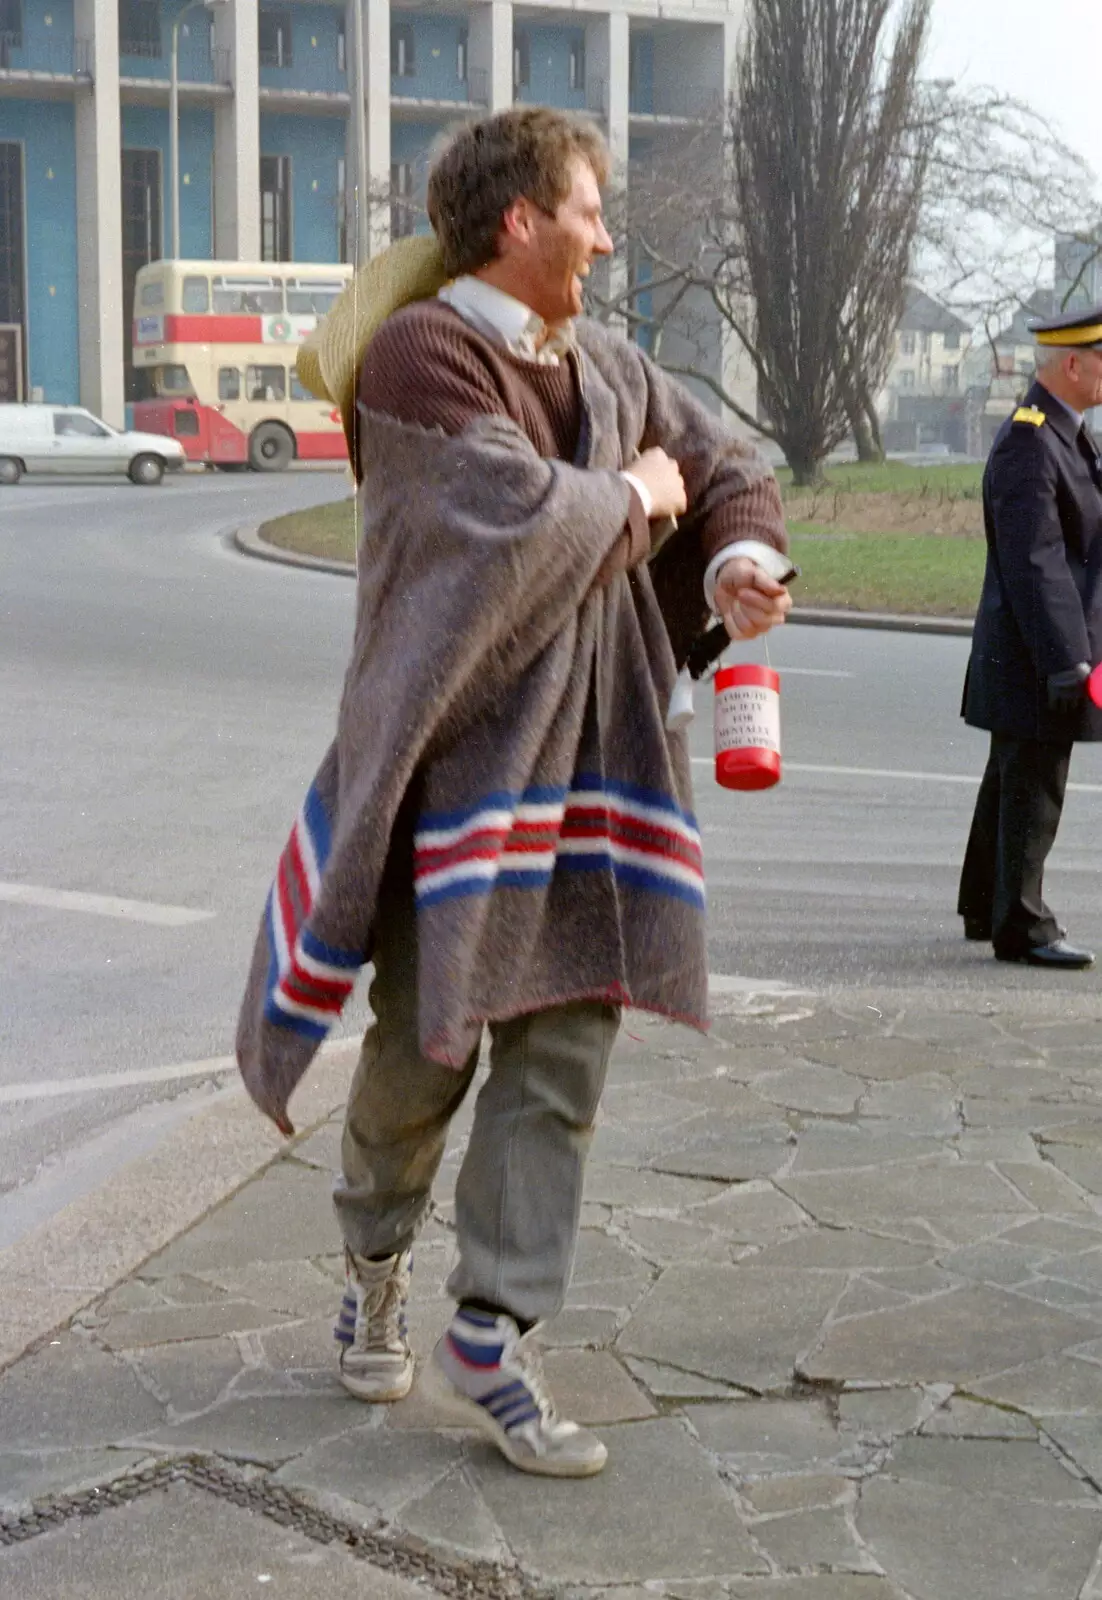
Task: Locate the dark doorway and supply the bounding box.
[121,146,163,401]
[0,141,26,400]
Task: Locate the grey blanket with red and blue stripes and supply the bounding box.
[236,322,780,1130]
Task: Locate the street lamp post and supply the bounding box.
[170,0,226,260]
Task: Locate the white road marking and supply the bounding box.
[0,880,215,926]
[709,974,813,997]
[690,758,1102,795]
[768,667,853,678]
[0,1034,362,1106]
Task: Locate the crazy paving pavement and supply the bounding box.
[6,988,1102,1599]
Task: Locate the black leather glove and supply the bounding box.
[1047,663,1091,711]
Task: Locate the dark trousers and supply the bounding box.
[957,734,1072,953]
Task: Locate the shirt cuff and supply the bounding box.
[703,540,795,612]
[620,470,654,520]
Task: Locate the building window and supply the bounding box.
[457,29,467,83]
[391,22,414,77]
[943,365,959,391]
[336,12,345,74]
[260,155,292,260]
[0,0,23,49]
[513,30,529,91]
[569,37,585,93]
[390,161,414,239]
[258,6,293,68]
[337,156,348,261]
[119,0,161,58]
[899,331,915,356]
[900,370,915,390]
[121,147,162,401]
[943,330,960,351]
[0,140,25,402]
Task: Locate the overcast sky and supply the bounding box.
[926,0,1101,178]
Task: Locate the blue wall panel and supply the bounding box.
[120,104,214,259]
[259,4,345,95]
[390,120,436,233]
[260,114,345,261]
[393,13,468,101]
[629,32,654,114]
[515,25,586,111]
[12,0,76,74]
[0,98,78,402]
[118,0,215,84]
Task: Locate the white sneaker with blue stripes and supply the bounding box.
[334,1248,414,1402]
[424,1307,608,1478]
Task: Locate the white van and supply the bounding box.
[0,404,187,486]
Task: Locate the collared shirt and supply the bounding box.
[438,275,575,366]
[1038,383,1085,433]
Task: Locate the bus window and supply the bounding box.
[139,280,165,309]
[218,367,241,401]
[182,275,210,313]
[174,409,201,437]
[286,279,346,315]
[155,364,195,396]
[212,275,284,316]
[290,370,312,402]
[156,365,193,396]
[247,365,286,402]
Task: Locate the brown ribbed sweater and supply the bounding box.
[356,298,787,636]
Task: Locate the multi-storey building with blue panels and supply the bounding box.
[0,0,745,424]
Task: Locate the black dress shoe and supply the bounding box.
[963,918,990,942]
[995,939,1095,969]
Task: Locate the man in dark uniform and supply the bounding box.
[958,303,1102,967]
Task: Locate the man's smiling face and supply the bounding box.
[501,158,614,327]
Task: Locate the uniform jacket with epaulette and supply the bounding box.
[964,379,1102,742]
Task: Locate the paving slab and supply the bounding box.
[742,1475,851,1514]
[470,1418,768,1583]
[0,1481,433,1600]
[919,1397,1037,1439]
[396,1465,508,1563]
[781,1162,1031,1230]
[140,1162,341,1276]
[802,1285,1094,1385]
[618,1265,842,1393]
[133,1393,367,1466]
[0,1449,150,1511]
[95,1300,290,1350]
[0,1340,165,1447]
[725,1583,900,1600]
[885,1435,1094,1502]
[275,1425,463,1521]
[127,1337,245,1414]
[690,1400,844,1476]
[538,1350,657,1423]
[750,1506,871,1574]
[857,1475,1102,1600]
[970,1354,1102,1416]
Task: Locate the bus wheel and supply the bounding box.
[249,423,295,473]
[129,453,165,486]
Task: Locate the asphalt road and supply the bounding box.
[3,469,1101,1245]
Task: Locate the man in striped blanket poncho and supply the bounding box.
[237,107,791,1478]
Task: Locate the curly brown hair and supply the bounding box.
[427,107,611,279]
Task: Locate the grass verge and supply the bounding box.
[258,473,988,618]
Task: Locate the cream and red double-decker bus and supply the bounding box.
[131,259,352,471]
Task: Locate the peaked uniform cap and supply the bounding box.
[296,234,450,451]
[1028,302,1102,350]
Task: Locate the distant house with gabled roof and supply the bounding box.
[878,287,973,453]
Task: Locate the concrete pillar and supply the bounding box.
[349,0,391,254]
[213,0,260,260]
[585,13,629,327]
[74,0,124,426]
[469,1,512,113]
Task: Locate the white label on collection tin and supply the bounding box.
[715,683,781,754]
